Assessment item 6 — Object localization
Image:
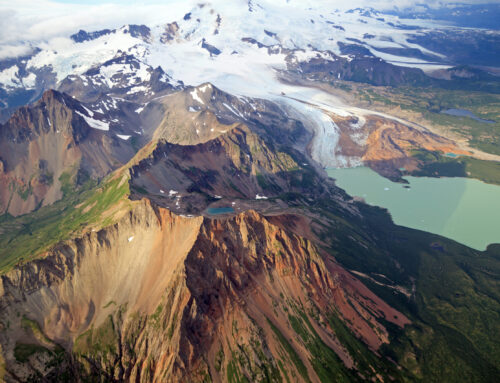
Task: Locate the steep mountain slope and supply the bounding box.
[0,198,410,382]
[129,124,317,215]
[1,0,497,122]
[150,83,307,147]
[0,90,137,216]
[0,162,499,382]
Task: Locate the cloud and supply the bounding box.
[0,45,34,60]
[0,0,496,59]
[0,0,192,46]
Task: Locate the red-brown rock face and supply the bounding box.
[0,200,408,382]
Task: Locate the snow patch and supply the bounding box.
[22,72,37,88]
[190,88,204,104]
[199,84,212,92]
[127,85,148,94]
[82,105,94,117]
[76,111,110,131]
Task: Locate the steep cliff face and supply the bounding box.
[0,201,408,382]
[0,90,136,216]
[0,199,203,381]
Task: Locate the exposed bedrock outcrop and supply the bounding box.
[0,200,408,382]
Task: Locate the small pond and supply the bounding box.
[206,207,235,215]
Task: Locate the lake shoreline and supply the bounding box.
[327,166,500,251]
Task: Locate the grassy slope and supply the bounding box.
[0,173,131,273]
[409,149,500,185]
[311,195,500,382]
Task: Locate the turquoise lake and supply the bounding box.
[206,207,235,215]
[327,167,500,250]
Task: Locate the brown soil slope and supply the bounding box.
[0,90,136,216]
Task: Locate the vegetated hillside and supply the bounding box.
[0,2,499,380]
[129,125,320,214]
[0,81,499,381]
[0,151,499,382]
[344,84,500,156]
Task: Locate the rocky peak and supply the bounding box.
[123,24,152,42]
[161,21,180,43]
[70,28,112,43]
[0,89,88,142]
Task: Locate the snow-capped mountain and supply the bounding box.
[0,1,496,169]
[1,1,495,118]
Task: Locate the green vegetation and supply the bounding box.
[225,319,285,383]
[167,312,178,340]
[409,149,500,185]
[102,300,117,309]
[14,343,50,363]
[39,169,54,186]
[0,88,498,382]
[256,172,271,190]
[215,347,225,372]
[226,358,249,383]
[0,174,130,273]
[287,310,353,383]
[17,183,32,201]
[130,136,142,153]
[289,168,316,189]
[74,315,118,357]
[310,194,500,382]
[149,303,164,329]
[326,311,402,381]
[267,318,310,382]
[21,316,53,345]
[58,171,75,198]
